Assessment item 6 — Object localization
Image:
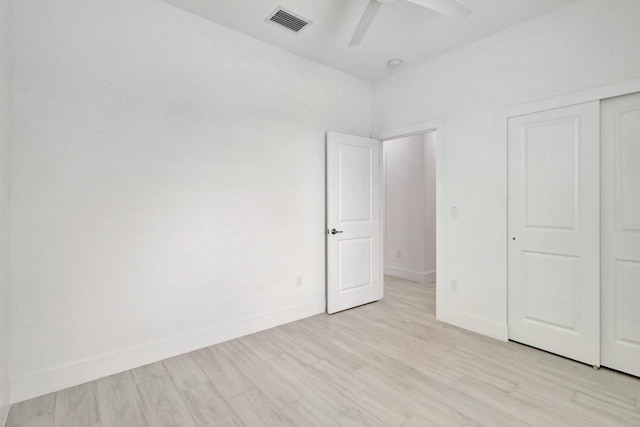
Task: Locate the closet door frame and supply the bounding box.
[508,78,640,118]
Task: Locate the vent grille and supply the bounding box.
[266,7,311,34]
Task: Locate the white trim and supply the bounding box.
[441,308,509,341]
[385,267,436,284]
[508,77,640,118]
[382,150,388,291]
[423,132,437,288]
[377,139,385,302]
[10,299,324,403]
[374,118,446,324]
[377,119,441,141]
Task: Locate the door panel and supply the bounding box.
[524,118,578,229]
[339,144,373,222]
[522,251,579,331]
[508,102,600,366]
[601,92,640,377]
[339,238,372,291]
[327,131,382,314]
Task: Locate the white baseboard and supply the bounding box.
[385,267,435,284]
[438,308,508,342]
[424,270,436,283]
[10,299,325,403]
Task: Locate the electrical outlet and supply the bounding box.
[450,280,458,292]
[396,250,402,258]
[296,276,303,288]
[451,206,458,217]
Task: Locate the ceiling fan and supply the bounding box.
[349,0,473,46]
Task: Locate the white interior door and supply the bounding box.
[601,92,640,377]
[508,102,600,366]
[326,131,382,314]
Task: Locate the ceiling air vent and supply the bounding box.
[265,7,312,34]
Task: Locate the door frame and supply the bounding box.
[382,131,437,284]
[376,118,447,321]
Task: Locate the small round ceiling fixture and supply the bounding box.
[387,59,403,69]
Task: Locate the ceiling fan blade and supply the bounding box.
[349,0,383,46]
[405,0,472,18]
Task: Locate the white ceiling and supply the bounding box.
[159,0,575,82]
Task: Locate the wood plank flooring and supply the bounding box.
[7,276,640,426]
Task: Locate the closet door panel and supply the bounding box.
[601,92,640,377]
[508,101,600,366]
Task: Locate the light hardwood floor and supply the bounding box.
[6,276,640,426]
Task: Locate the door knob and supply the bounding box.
[330,229,344,235]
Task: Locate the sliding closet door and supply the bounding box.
[508,102,600,366]
[601,92,640,377]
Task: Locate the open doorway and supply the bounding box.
[382,131,437,314]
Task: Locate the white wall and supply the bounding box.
[0,0,10,421]
[10,0,371,401]
[384,133,436,283]
[373,0,640,339]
